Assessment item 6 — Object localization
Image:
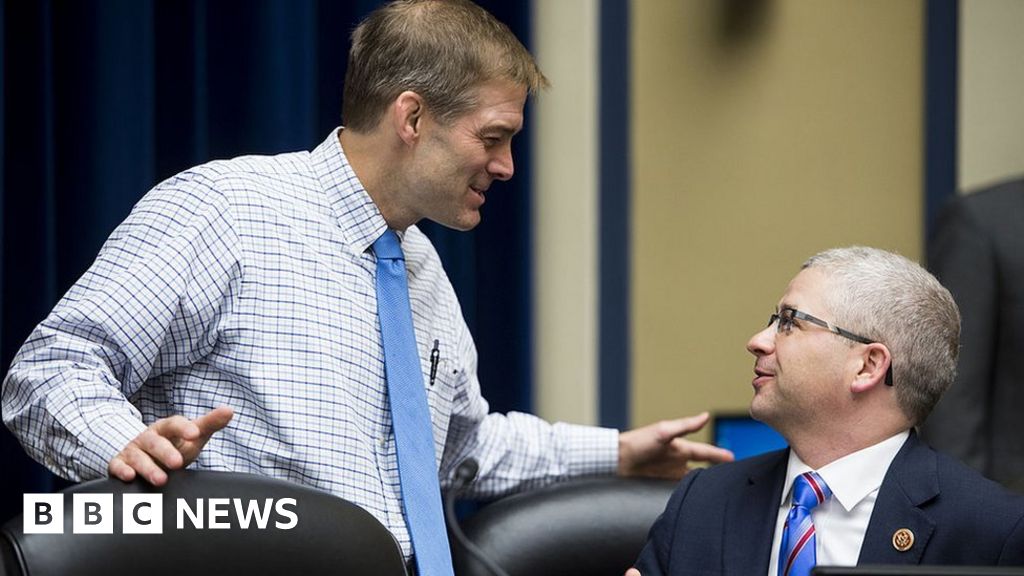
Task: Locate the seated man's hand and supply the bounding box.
[108,406,234,486]
[618,411,734,479]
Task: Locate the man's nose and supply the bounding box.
[489,145,514,181]
[746,324,776,357]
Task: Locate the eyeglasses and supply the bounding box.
[767,307,893,386]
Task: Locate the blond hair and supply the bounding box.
[342,0,548,132]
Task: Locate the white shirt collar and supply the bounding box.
[780,430,909,512]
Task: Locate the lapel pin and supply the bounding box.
[892,528,915,552]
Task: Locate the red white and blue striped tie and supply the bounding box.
[779,471,832,576]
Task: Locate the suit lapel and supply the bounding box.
[723,450,788,576]
[858,432,938,565]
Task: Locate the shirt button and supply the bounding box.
[379,437,387,448]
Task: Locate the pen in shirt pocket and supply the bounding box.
[429,339,440,386]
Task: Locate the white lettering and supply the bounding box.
[274,498,298,530]
[176,498,203,529]
[232,498,273,529]
[208,498,230,529]
[21,494,300,533]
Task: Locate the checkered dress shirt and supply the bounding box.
[2,129,618,557]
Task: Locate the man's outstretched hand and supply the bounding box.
[618,411,734,478]
[108,406,234,486]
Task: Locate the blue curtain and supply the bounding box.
[0,0,534,524]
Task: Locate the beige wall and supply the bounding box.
[532,0,600,424]
[959,0,1024,192]
[631,0,924,437]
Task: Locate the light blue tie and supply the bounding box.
[778,471,832,576]
[374,230,454,576]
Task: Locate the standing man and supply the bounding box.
[921,178,1024,493]
[2,1,732,574]
[630,247,1024,576]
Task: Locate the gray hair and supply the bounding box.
[802,246,960,425]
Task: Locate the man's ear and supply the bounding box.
[850,343,892,394]
[392,91,425,146]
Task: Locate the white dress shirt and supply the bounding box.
[767,430,910,575]
[2,128,618,558]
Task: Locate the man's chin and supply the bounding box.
[433,211,481,232]
[748,398,773,425]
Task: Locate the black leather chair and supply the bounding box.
[451,477,676,576]
[0,470,407,576]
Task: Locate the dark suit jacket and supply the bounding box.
[634,433,1024,575]
[920,179,1024,492]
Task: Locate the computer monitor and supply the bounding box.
[712,413,787,460]
[813,566,1024,575]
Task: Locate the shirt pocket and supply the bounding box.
[422,340,459,456]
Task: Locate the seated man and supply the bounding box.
[630,246,1024,576]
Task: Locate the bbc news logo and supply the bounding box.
[23,494,298,534]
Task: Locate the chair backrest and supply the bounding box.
[452,476,676,576]
[0,470,407,576]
